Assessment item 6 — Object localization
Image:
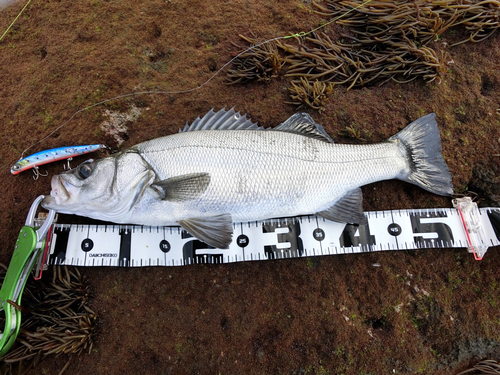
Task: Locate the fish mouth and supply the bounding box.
[47,175,71,205]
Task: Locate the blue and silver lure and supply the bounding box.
[11,144,107,176]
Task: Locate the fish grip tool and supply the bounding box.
[0,196,55,357]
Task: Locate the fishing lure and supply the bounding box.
[11,144,107,178]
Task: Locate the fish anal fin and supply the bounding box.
[152,173,210,201]
[179,214,233,249]
[318,188,367,225]
[273,113,334,143]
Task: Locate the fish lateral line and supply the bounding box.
[40,108,453,250]
[11,144,108,176]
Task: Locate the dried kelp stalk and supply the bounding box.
[0,264,96,375]
[226,34,285,84]
[313,0,499,46]
[287,78,334,112]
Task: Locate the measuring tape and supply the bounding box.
[0,197,499,357]
[45,201,500,267]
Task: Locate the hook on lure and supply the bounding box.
[10,144,108,179]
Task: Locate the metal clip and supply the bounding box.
[0,196,56,357]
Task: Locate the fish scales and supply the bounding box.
[133,130,407,222]
[42,108,453,248]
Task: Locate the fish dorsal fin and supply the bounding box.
[318,188,367,224]
[151,173,211,201]
[178,214,233,249]
[273,113,334,143]
[180,107,263,132]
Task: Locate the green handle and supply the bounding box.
[0,195,55,357]
[0,226,41,357]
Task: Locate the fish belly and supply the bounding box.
[134,130,407,222]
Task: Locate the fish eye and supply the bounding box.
[77,160,94,179]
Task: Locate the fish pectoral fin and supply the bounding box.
[178,214,233,249]
[318,188,367,225]
[152,173,211,201]
[273,113,334,143]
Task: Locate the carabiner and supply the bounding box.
[0,196,56,357]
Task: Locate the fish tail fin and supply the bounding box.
[390,113,453,196]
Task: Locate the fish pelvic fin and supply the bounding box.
[318,188,367,225]
[389,113,453,196]
[178,214,233,249]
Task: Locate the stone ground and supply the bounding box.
[0,1,499,374]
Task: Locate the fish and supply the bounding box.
[41,108,453,249]
[11,144,107,175]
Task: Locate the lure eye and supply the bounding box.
[77,160,94,179]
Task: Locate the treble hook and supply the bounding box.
[63,157,73,171]
[32,166,48,180]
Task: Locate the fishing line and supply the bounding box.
[0,0,34,42]
[18,0,374,159]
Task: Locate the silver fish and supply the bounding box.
[41,108,453,249]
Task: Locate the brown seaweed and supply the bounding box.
[226,0,499,110]
[313,0,499,46]
[286,78,335,112]
[455,359,500,374]
[338,123,368,141]
[278,32,445,88]
[0,265,96,375]
[226,34,285,84]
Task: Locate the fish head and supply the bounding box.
[42,152,155,221]
[42,158,115,215]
